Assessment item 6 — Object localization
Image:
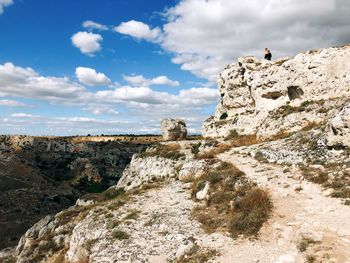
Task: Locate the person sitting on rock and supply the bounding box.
[264,48,272,61]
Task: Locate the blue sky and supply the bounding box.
[0,0,349,135]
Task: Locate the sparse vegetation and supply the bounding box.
[195,143,231,159]
[191,142,201,155]
[298,237,318,252]
[228,188,272,238]
[138,143,185,160]
[112,229,130,240]
[295,186,303,192]
[191,161,272,238]
[176,244,219,263]
[123,209,140,220]
[301,165,350,199]
[254,151,269,163]
[106,220,119,229]
[144,213,160,226]
[306,255,316,263]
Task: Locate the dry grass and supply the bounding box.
[298,237,318,252]
[138,143,185,160]
[191,161,272,238]
[195,143,231,159]
[112,229,130,240]
[229,188,272,238]
[225,130,259,147]
[1,256,17,263]
[123,209,140,220]
[176,245,219,263]
[301,165,350,199]
[306,255,316,263]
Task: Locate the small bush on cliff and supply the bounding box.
[176,244,219,263]
[112,229,130,240]
[102,187,125,201]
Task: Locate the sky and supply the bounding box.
[0,0,349,136]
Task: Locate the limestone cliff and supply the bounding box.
[202,45,350,139]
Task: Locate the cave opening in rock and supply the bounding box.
[287,86,304,100]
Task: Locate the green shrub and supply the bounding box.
[102,187,125,200]
[112,229,130,240]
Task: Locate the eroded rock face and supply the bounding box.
[178,160,211,181]
[116,155,185,191]
[326,104,350,148]
[202,45,350,139]
[161,119,187,141]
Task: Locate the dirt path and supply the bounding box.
[217,151,350,263]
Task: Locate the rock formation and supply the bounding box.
[161,118,187,141]
[202,45,350,140]
[326,104,350,148]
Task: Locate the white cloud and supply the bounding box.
[0,0,13,15]
[114,20,162,42]
[147,0,350,81]
[0,61,220,134]
[178,87,220,106]
[71,31,103,55]
[11,113,40,118]
[0,99,29,107]
[123,74,180,87]
[0,62,86,101]
[82,20,108,31]
[83,106,119,116]
[75,67,111,86]
[96,85,219,108]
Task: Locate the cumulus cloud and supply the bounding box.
[11,113,40,118]
[143,0,350,81]
[0,99,29,107]
[114,20,162,42]
[75,67,111,86]
[82,20,108,31]
[123,74,179,87]
[1,115,132,136]
[0,61,220,134]
[0,62,86,101]
[0,0,13,15]
[71,31,103,55]
[83,106,119,116]
[96,86,219,108]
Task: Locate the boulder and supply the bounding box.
[326,104,350,148]
[196,182,210,200]
[161,119,187,141]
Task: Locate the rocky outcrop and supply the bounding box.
[202,45,350,139]
[326,103,350,148]
[178,159,211,181]
[161,118,187,141]
[116,155,185,191]
[116,142,196,191]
